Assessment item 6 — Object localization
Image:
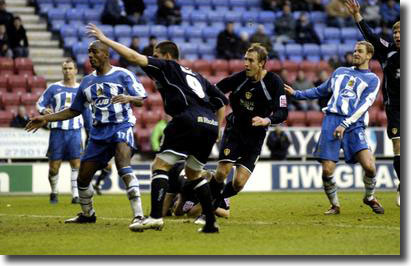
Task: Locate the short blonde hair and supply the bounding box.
[356,41,374,56]
[246,43,268,66]
[393,21,400,31]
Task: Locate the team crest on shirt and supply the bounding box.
[97,87,104,96]
[224,148,230,156]
[245,91,252,99]
[392,128,398,135]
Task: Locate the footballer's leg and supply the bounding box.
[222,165,251,199]
[114,142,145,231]
[392,138,400,206]
[322,160,340,215]
[94,163,112,195]
[69,159,80,204]
[356,150,384,214]
[48,160,62,204]
[210,161,233,208]
[65,161,100,223]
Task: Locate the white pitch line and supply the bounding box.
[0,213,400,231]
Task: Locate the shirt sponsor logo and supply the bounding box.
[197,116,218,126]
[279,95,287,107]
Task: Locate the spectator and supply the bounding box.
[328,55,342,70]
[279,69,298,110]
[120,37,145,76]
[314,70,332,109]
[307,0,325,11]
[274,3,296,44]
[0,23,12,57]
[380,0,400,27]
[292,70,320,111]
[266,125,290,160]
[362,0,381,28]
[101,0,135,25]
[380,24,394,43]
[291,0,310,11]
[123,0,146,25]
[325,0,355,27]
[216,22,242,59]
[150,113,170,152]
[10,105,30,128]
[341,51,353,67]
[0,0,13,33]
[142,35,157,56]
[156,0,181,26]
[238,32,250,56]
[8,16,29,58]
[250,24,278,59]
[295,12,321,44]
[261,0,282,11]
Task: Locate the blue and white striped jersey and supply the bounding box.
[294,67,380,128]
[70,66,146,127]
[36,81,84,130]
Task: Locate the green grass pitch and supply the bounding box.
[0,192,400,255]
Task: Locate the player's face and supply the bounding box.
[88,44,108,69]
[393,27,400,49]
[244,51,262,78]
[62,62,77,79]
[352,44,370,67]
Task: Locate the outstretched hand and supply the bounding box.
[345,0,361,16]
[283,84,295,96]
[252,116,270,127]
[86,23,107,41]
[25,116,48,133]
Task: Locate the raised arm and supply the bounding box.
[25,108,81,133]
[86,23,149,67]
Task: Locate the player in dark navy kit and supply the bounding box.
[87,23,228,233]
[26,40,148,230]
[209,43,288,209]
[162,162,230,220]
[345,0,401,206]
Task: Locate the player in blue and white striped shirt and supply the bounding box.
[285,41,384,215]
[27,41,147,229]
[36,58,90,205]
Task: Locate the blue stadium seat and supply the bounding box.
[89,0,105,7]
[202,27,220,39]
[143,0,157,4]
[132,25,150,37]
[171,37,185,46]
[310,11,326,24]
[192,21,208,28]
[246,0,261,8]
[323,27,341,41]
[55,3,72,11]
[273,43,285,56]
[76,54,88,66]
[320,44,338,60]
[229,0,248,7]
[184,53,199,60]
[314,24,325,42]
[224,11,242,23]
[338,43,354,57]
[66,8,84,22]
[302,43,320,59]
[258,11,275,24]
[205,37,217,47]
[202,54,215,60]
[198,43,214,55]
[36,0,53,4]
[60,24,77,38]
[51,19,66,33]
[63,37,78,50]
[288,55,303,62]
[168,25,185,39]
[341,27,358,41]
[114,25,132,39]
[77,27,88,39]
[180,43,198,54]
[118,37,131,47]
[72,42,89,56]
[207,10,225,23]
[242,11,259,24]
[48,9,67,21]
[187,38,203,46]
[209,22,225,30]
[305,55,321,62]
[99,25,114,39]
[55,0,72,5]
[150,25,168,38]
[83,9,102,23]
[72,0,89,7]
[190,12,208,23]
[185,27,203,39]
[285,43,303,57]
[263,23,274,34]
[181,5,195,13]
[38,3,53,16]
[142,8,157,22]
[176,0,194,6]
[212,0,229,8]
[194,0,212,8]
[231,6,247,12]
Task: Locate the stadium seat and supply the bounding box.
[11,87,27,95]
[341,27,358,41]
[167,25,185,39]
[285,43,303,58]
[211,60,229,75]
[287,111,306,126]
[211,0,229,8]
[60,24,77,38]
[190,12,207,23]
[146,92,163,109]
[185,27,203,39]
[193,60,212,76]
[207,75,224,85]
[316,60,333,73]
[273,43,285,57]
[207,10,225,23]
[72,42,89,56]
[2,92,21,105]
[258,11,275,24]
[377,111,387,126]
[0,76,8,89]
[367,107,378,126]
[21,93,38,105]
[202,26,220,39]
[282,60,299,72]
[320,44,338,60]
[302,44,320,59]
[228,60,244,73]
[132,25,150,37]
[299,60,317,72]
[140,76,155,93]
[66,8,84,22]
[224,11,242,23]
[242,11,259,23]
[323,27,341,42]
[14,58,33,73]
[27,76,47,90]
[309,11,326,24]
[265,60,281,73]
[150,25,168,38]
[306,111,323,127]
[114,25,132,39]
[98,25,114,39]
[38,3,53,16]
[338,43,354,58]
[375,92,384,110]
[8,75,27,90]
[48,9,67,22]
[198,43,215,57]
[0,110,13,126]
[370,60,382,73]
[31,87,45,96]
[0,57,14,73]
[180,43,198,55]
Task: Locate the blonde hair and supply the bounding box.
[356,41,374,56]
[246,43,268,67]
[393,21,400,31]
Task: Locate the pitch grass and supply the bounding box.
[0,192,400,255]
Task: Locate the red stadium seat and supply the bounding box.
[146,92,163,109]
[135,127,151,143]
[283,71,297,85]
[14,57,33,72]
[0,70,13,76]
[2,92,21,105]
[370,60,382,73]
[18,70,34,77]
[0,87,7,94]
[11,87,27,95]
[304,71,317,83]
[306,111,323,127]
[316,60,333,72]
[282,60,299,72]
[0,110,13,126]
[141,110,160,125]
[83,60,93,74]
[140,76,154,93]
[211,59,229,75]
[4,104,18,113]
[375,92,384,110]
[377,111,387,126]
[27,76,46,90]
[228,59,244,73]
[0,57,14,73]
[0,76,7,90]
[367,107,379,126]
[24,105,39,117]
[21,93,38,105]
[208,75,225,85]
[192,60,212,76]
[299,61,317,72]
[31,87,45,96]
[265,60,281,73]
[178,59,194,69]
[287,111,306,126]
[8,75,27,90]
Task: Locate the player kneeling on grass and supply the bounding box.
[284,41,384,215]
[162,162,230,222]
[26,40,148,229]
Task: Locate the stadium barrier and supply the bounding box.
[0,161,398,193]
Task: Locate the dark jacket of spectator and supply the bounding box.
[142,36,157,56]
[274,4,296,43]
[379,0,400,27]
[295,12,321,44]
[8,17,29,58]
[10,106,30,128]
[156,0,181,26]
[101,0,135,25]
[123,0,146,24]
[0,0,13,33]
[216,22,242,59]
[250,25,278,58]
[266,126,290,160]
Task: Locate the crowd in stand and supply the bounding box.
[0,0,29,58]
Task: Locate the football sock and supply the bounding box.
[71,168,79,198]
[184,177,215,225]
[322,175,340,207]
[150,169,169,219]
[48,174,59,194]
[209,176,225,199]
[119,166,143,218]
[96,168,111,187]
[363,175,376,200]
[221,181,238,199]
[394,155,400,192]
[78,182,95,217]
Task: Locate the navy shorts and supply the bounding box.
[386,105,400,139]
[47,129,82,161]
